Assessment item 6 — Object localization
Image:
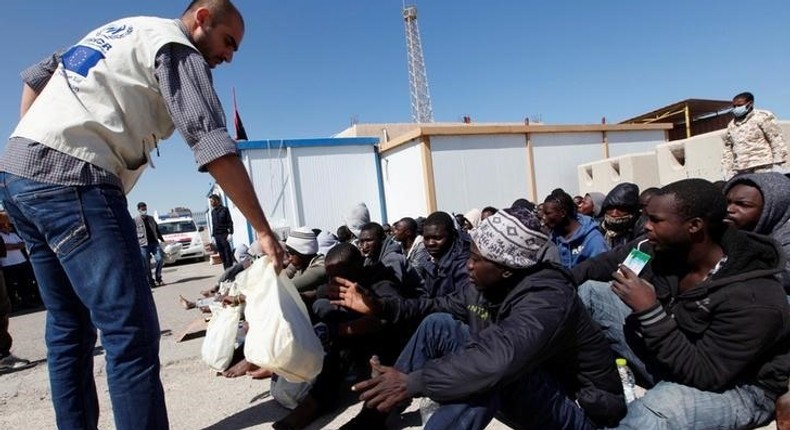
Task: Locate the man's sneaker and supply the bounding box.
[0,354,34,371]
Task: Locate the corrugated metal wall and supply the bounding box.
[381,141,427,220]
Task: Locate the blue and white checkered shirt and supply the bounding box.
[0,22,238,189]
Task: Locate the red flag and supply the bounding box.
[232,88,248,141]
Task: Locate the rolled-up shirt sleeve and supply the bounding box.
[155,43,238,172]
[21,50,63,93]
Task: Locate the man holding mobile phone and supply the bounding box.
[571,178,790,429]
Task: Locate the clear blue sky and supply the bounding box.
[2,1,789,216]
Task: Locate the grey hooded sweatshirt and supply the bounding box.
[724,172,790,292]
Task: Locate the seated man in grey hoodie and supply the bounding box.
[723,172,790,292]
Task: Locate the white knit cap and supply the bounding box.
[286,227,318,256]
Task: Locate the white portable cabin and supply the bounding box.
[224,137,385,246]
[379,123,670,220]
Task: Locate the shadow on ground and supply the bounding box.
[163,275,215,285]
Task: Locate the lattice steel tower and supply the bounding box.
[403,5,434,123]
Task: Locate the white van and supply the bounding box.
[157,216,206,263]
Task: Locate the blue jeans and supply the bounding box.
[141,243,164,283]
[577,280,655,386]
[612,382,773,429]
[395,313,595,430]
[578,281,775,429]
[0,173,168,430]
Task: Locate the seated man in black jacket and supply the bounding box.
[334,206,626,430]
[573,178,790,429]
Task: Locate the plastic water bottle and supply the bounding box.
[616,358,636,403]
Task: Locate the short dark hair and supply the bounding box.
[137,202,147,209]
[423,211,455,234]
[658,179,727,240]
[336,225,354,242]
[183,0,242,26]
[544,188,577,218]
[360,222,384,239]
[482,206,498,214]
[733,91,754,103]
[325,242,364,271]
[396,217,418,234]
[511,198,535,212]
[209,194,220,201]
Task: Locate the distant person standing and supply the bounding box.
[0,1,284,429]
[722,91,788,178]
[210,194,235,269]
[135,202,165,287]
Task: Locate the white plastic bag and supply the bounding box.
[237,256,324,383]
[201,302,242,371]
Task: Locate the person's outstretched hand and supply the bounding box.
[331,277,378,315]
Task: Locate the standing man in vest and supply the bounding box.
[210,194,234,269]
[135,202,166,287]
[0,1,284,429]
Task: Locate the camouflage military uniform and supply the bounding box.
[722,109,788,178]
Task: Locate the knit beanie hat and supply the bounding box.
[286,227,318,256]
[470,206,548,269]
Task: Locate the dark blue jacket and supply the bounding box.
[211,205,233,236]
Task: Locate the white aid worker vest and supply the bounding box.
[13,17,198,193]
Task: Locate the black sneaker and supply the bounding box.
[338,406,388,430]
